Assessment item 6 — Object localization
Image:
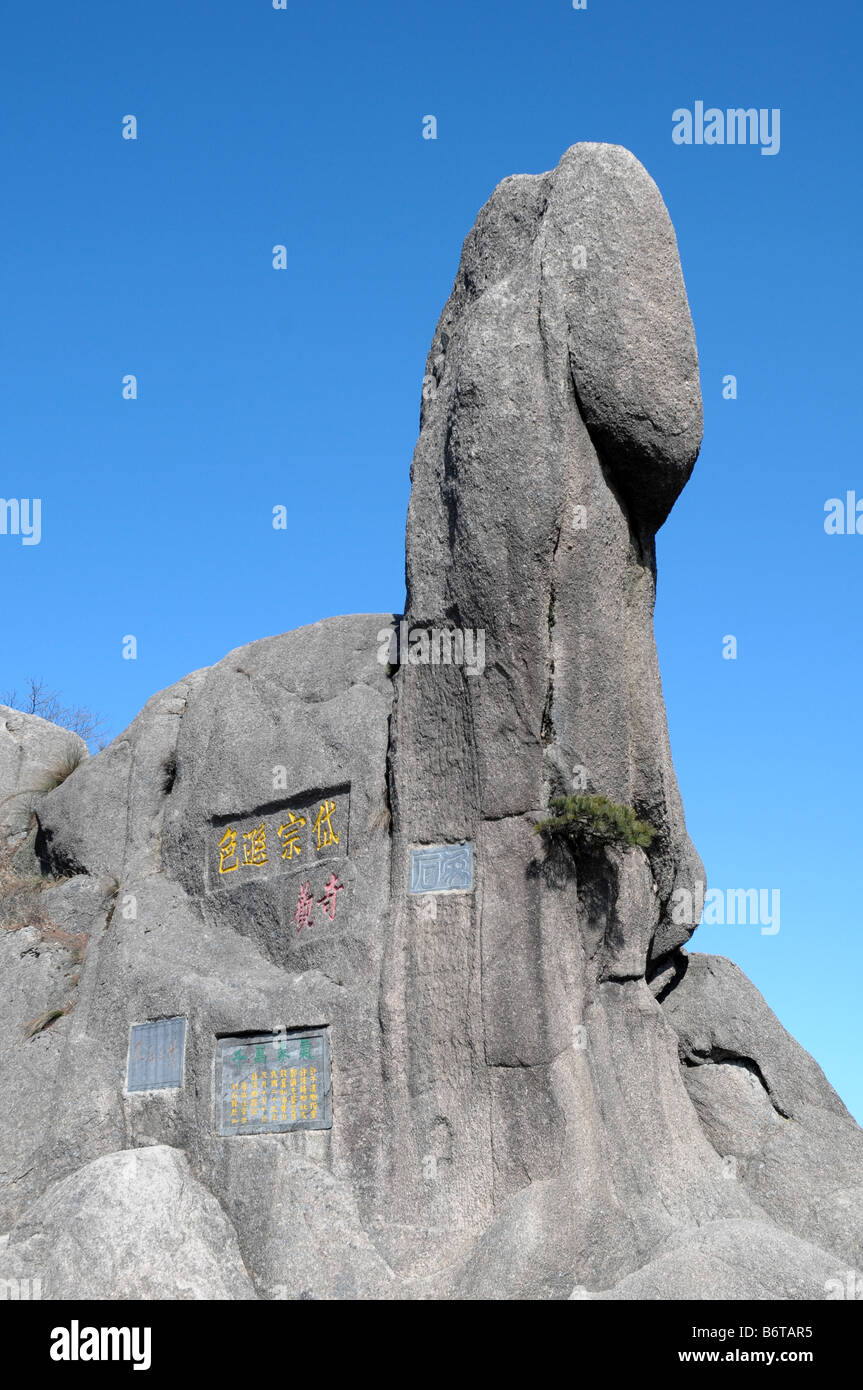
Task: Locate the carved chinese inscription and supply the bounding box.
[215,1029,332,1135]
[409,842,474,894]
[211,789,348,889]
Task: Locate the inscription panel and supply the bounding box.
[126,1017,186,1092]
[215,1028,332,1136]
[210,788,349,891]
[410,842,474,894]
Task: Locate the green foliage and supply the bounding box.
[533,794,656,853]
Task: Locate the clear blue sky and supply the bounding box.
[2,1,860,1120]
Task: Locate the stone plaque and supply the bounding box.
[126,1017,186,1092]
[410,842,474,894]
[215,1028,332,1136]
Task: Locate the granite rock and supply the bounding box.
[0,145,858,1301]
[0,706,87,844]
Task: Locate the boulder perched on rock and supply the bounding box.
[0,705,87,844]
[0,144,858,1300]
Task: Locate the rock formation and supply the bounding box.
[1,144,860,1300]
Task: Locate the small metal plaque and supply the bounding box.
[410,842,474,894]
[126,1017,186,1093]
[215,1029,332,1136]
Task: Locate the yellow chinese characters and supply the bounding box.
[218,827,239,874]
[277,811,306,860]
[242,820,268,867]
[217,797,343,880]
[312,799,339,851]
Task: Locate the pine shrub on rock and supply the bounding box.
[533,794,656,853]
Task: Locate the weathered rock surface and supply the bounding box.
[1,1146,257,1299]
[663,953,863,1272]
[0,144,858,1300]
[584,1219,853,1301]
